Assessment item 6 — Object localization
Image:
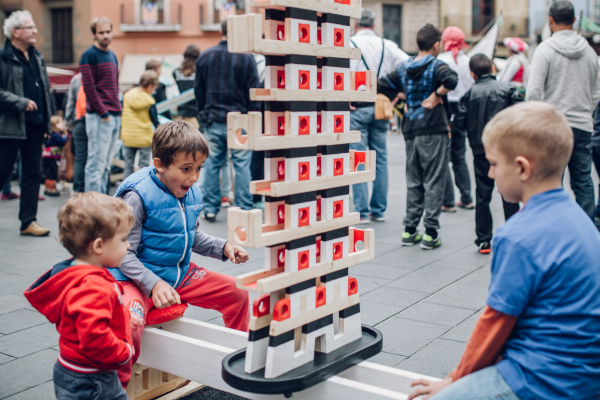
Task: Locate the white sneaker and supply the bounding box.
[359,217,370,224]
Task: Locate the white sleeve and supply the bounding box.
[498,57,521,83]
[386,40,409,72]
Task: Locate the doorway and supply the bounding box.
[383,4,402,48]
[472,0,495,34]
[51,8,73,64]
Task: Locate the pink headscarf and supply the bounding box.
[442,26,468,63]
[503,37,529,53]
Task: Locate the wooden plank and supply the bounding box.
[269,295,360,336]
[237,267,284,287]
[227,112,361,150]
[250,314,273,331]
[227,208,360,248]
[251,88,376,102]
[251,169,375,197]
[160,318,248,350]
[238,230,375,293]
[250,0,362,18]
[227,14,361,59]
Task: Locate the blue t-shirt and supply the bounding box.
[488,188,600,400]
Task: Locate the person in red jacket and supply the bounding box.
[24,192,135,399]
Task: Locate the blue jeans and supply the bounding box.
[53,362,127,400]
[592,145,600,220]
[567,128,595,219]
[201,122,253,214]
[85,113,121,194]
[350,106,390,219]
[430,366,521,400]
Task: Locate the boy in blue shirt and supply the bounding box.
[408,102,600,400]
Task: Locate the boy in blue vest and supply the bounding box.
[408,102,600,400]
[378,24,458,249]
[111,120,250,386]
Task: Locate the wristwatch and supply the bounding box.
[434,90,442,97]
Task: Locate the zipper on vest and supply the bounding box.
[173,200,187,288]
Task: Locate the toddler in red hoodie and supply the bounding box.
[24,192,135,399]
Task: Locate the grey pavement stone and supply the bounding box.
[385,264,471,293]
[359,300,402,326]
[0,353,16,365]
[372,246,454,269]
[0,323,59,358]
[459,266,492,287]
[0,349,57,399]
[3,380,55,400]
[441,309,484,343]
[361,286,428,309]
[0,295,34,315]
[425,282,489,311]
[353,275,392,295]
[349,262,413,280]
[397,339,466,379]
[208,316,225,326]
[431,250,492,271]
[183,305,222,322]
[0,310,48,335]
[367,351,407,367]
[0,273,37,297]
[376,317,449,357]
[397,302,475,327]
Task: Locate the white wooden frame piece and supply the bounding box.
[250,0,363,19]
[137,318,439,400]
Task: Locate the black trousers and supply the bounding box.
[0,124,46,230]
[473,153,520,245]
[42,158,58,181]
[251,150,265,203]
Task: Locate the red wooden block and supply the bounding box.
[277,247,285,267]
[353,151,366,171]
[317,114,322,132]
[298,207,310,227]
[277,70,286,88]
[316,238,321,257]
[299,116,310,135]
[298,250,310,270]
[333,157,344,176]
[298,23,311,42]
[252,294,270,317]
[333,115,344,133]
[298,70,311,89]
[348,277,358,295]
[298,161,310,180]
[353,228,365,252]
[273,298,291,321]
[277,116,285,136]
[277,204,285,224]
[277,25,285,40]
[354,71,367,90]
[316,286,326,307]
[334,28,345,47]
[334,72,344,91]
[332,241,343,260]
[277,160,285,179]
[317,72,322,89]
[333,200,344,219]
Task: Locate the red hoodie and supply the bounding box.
[24,259,133,373]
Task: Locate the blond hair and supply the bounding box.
[482,101,573,180]
[139,70,158,88]
[58,192,134,258]
[152,120,209,168]
[50,115,64,132]
[90,16,112,34]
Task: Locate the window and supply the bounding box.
[472,0,495,34]
[383,5,402,48]
[51,8,73,64]
[141,0,164,24]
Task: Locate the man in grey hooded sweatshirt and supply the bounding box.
[527,0,600,219]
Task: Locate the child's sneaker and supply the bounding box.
[442,205,457,213]
[221,197,231,207]
[203,212,216,222]
[456,201,475,209]
[44,180,60,197]
[401,231,422,246]
[421,233,441,249]
[479,242,492,254]
[0,192,19,201]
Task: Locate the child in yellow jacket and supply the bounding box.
[121,71,159,179]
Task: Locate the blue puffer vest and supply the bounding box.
[111,167,203,289]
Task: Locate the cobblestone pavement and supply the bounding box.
[0,133,593,399]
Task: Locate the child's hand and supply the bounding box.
[151,280,181,309]
[407,377,452,400]
[224,242,249,264]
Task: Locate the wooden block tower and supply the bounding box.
[223,0,381,388]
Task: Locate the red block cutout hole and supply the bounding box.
[334,157,344,176]
[277,204,285,224]
[317,29,322,45]
[277,116,285,136]
[299,23,311,43]
[317,114,322,133]
[252,294,270,317]
[354,71,367,90]
[317,72,322,89]
[298,162,310,181]
[317,156,322,175]
[277,160,285,179]
[298,250,309,270]
[298,207,310,227]
[273,298,290,321]
[334,72,344,91]
[277,248,285,267]
[333,200,343,219]
[299,116,310,135]
[353,228,365,252]
[348,277,358,295]
[277,25,285,40]
[334,28,344,47]
[316,286,326,307]
[299,70,310,90]
[353,151,366,171]
[316,238,321,257]
[333,241,343,260]
[316,198,321,216]
[334,115,344,133]
[277,70,285,88]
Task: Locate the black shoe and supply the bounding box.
[478,242,491,254]
[203,212,216,222]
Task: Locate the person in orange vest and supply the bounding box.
[65,73,87,193]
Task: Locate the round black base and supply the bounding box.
[221,325,382,395]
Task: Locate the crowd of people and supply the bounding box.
[2,1,600,399]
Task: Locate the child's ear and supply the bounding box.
[153,157,165,173]
[470,71,478,80]
[91,238,104,255]
[515,155,532,182]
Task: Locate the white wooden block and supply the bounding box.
[322,110,350,134]
[321,194,350,221]
[265,243,286,269]
[285,155,317,182]
[321,236,349,262]
[318,311,362,353]
[289,111,318,136]
[285,238,317,273]
[321,153,349,177]
[265,65,286,89]
[264,151,285,180]
[245,335,269,373]
[289,286,317,317]
[285,64,318,90]
[288,19,318,44]
[264,197,285,226]
[323,274,348,304]
[322,66,350,91]
[288,200,317,229]
[321,23,350,48]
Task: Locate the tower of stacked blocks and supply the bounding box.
[225,0,379,382]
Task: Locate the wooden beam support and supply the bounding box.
[250,87,376,102]
[250,0,362,19]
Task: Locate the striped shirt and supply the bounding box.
[194,40,260,125]
[79,46,121,118]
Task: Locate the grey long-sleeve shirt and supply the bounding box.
[65,73,81,124]
[120,191,229,297]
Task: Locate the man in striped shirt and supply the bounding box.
[80,17,121,194]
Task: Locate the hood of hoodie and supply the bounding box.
[24,260,117,325]
[546,30,590,59]
[405,54,435,81]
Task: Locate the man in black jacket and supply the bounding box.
[0,10,52,236]
[378,24,457,249]
[454,54,522,253]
